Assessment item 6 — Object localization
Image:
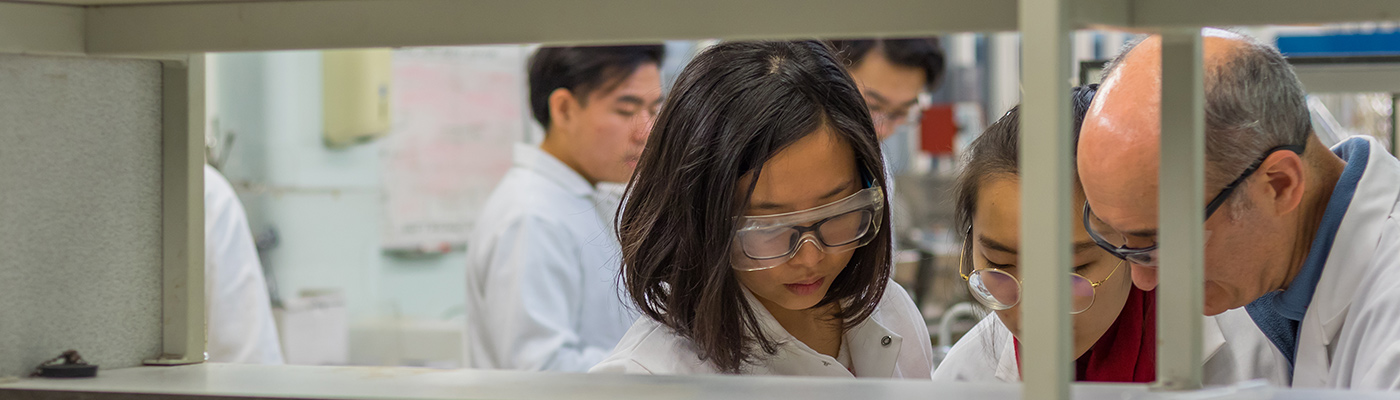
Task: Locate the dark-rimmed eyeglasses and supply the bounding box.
[1082,144,1306,267]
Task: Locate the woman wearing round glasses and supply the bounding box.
[589,40,932,377]
[932,86,1288,385]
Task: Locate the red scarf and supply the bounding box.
[1013,286,1157,382]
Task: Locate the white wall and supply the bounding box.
[211,51,469,323]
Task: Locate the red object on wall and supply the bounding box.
[920,104,958,156]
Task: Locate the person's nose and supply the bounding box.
[785,237,827,270]
[1130,264,1159,291]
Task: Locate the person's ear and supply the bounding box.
[1258,151,1306,217]
[548,88,577,130]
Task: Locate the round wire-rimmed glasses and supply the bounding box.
[959,230,1124,315]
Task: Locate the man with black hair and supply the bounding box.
[464,44,665,372]
[831,38,945,141]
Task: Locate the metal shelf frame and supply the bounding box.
[3,1,1400,399]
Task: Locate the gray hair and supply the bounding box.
[1100,30,1312,216]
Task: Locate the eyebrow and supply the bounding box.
[978,236,1099,256]
[751,179,854,213]
[865,91,889,105]
[1125,229,1158,239]
[614,95,645,106]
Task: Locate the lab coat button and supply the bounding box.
[881,336,892,347]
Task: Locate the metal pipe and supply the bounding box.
[1018,0,1074,397]
[1156,28,1206,390]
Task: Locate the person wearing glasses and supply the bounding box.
[932,86,1287,385]
[830,38,944,255]
[590,41,932,377]
[830,38,944,141]
[1078,30,1400,390]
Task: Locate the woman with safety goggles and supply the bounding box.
[931,86,1287,386]
[589,40,933,377]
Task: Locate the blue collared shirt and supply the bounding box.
[1246,137,1370,370]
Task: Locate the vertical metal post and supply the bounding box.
[990,32,1022,121]
[1019,0,1074,398]
[146,54,207,366]
[1390,94,1397,156]
[1156,29,1205,390]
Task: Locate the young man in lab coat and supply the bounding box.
[831,38,943,258]
[463,45,665,372]
[1078,29,1400,390]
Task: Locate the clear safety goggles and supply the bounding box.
[731,186,885,272]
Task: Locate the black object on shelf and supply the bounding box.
[32,350,98,379]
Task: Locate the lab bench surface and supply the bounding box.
[1,363,1397,400]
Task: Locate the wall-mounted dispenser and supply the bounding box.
[323,49,392,148]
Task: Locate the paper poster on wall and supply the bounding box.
[381,46,532,252]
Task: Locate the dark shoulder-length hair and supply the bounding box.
[617,40,892,373]
[954,84,1098,264]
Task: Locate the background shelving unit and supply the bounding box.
[2,1,1398,399]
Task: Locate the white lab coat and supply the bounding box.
[931,308,1289,385]
[1291,137,1400,389]
[203,165,285,364]
[590,281,934,378]
[463,144,635,372]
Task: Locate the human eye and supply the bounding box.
[889,109,910,121]
[615,100,643,118]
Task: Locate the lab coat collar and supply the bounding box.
[1277,138,1371,321]
[846,310,903,378]
[1202,312,1227,362]
[1295,136,1400,385]
[992,317,1019,382]
[740,287,795,346]
[1310,137,1397,333]
[738,285,904,378]
[512,143,595,198]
